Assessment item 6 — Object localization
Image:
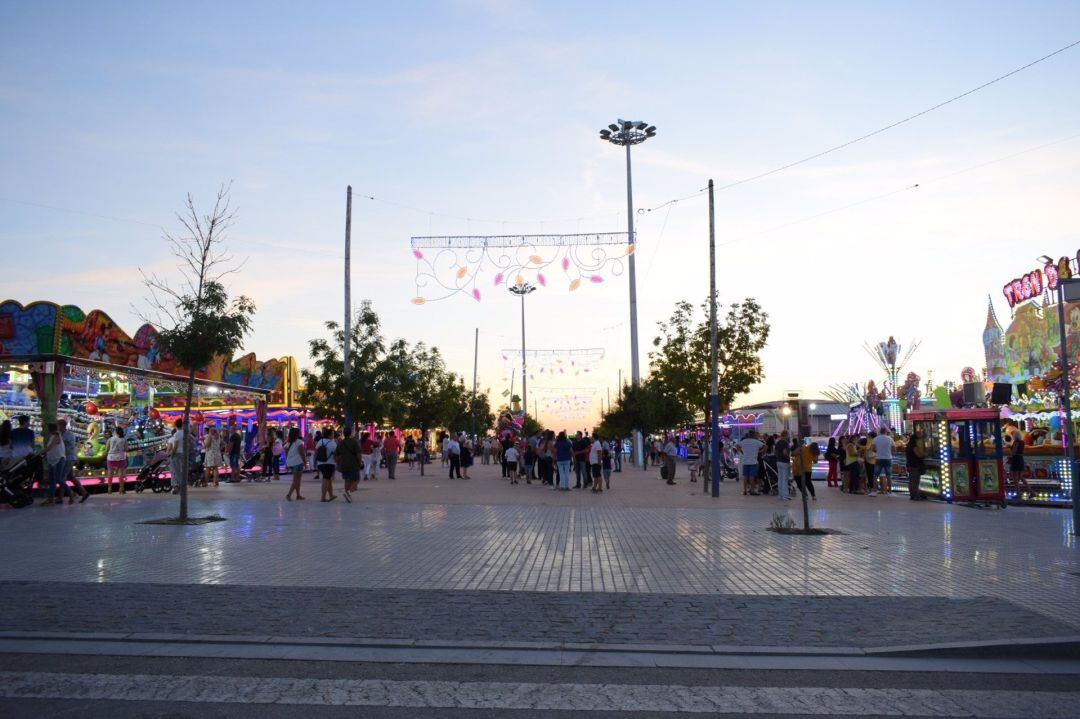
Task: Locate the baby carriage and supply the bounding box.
[720,448,739,481]
[134,452,171,493]
[0,453,42,508]
[761,456,779,495]
[236,451,269,481]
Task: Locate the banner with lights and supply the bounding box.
[500,348,605,380]
[1001,252,1079,309]
[409,233,631,304]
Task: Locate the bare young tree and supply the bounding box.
[141,183,255,521]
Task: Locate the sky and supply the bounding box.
[2,0,1079,430]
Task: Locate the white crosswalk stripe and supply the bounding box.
[0,671,1075,716]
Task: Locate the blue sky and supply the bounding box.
[2,1,1079,427]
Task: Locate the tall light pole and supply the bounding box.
[707,179,721,498]
[508,282,536,420]
[343,185,353,432]
[599,119,656,468]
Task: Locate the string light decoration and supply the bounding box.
[409,233,631,304]
[500,348,605,380]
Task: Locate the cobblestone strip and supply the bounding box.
[2,581,1074,649]
[1,671,1077,716]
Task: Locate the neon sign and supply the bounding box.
[1002,253,1078,308]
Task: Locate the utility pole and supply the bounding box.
[708,179,721,498]
[625,141,643,468]
[1055,279,1080,533]
[471,327,479,439]
[343,185,353,432]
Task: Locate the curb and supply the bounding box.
[1,630,1077,659]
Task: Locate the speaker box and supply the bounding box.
[962,382,983,405]
[1016,382,1028,398]
[991,382,1012,404]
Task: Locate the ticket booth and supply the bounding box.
[907,408,1007,507]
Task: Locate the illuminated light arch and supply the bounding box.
[410,233,631,304]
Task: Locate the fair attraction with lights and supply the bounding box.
[0,299,313,488]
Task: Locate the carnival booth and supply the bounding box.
[907,407,1007,507]
[0,299,295,487]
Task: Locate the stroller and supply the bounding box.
[0,453,42,508]
[720,448,739,481]
[236,451,269,481]
[134,452,172,493]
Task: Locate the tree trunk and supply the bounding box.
[180,367,195,520]
[419,426,426,477]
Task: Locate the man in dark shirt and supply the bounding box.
[9,415,35,460]
[227,429,243,481]
[573,432,591,489]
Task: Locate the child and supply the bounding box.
[504,444,519,484]
[523,444,536,485]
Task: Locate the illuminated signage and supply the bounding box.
[1002,252,1077,308]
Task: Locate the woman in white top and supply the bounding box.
[105,426,128,494]
[284,426,307,501]
[202,426,225,488]
[44,423,69,505]
[315,429,337,502]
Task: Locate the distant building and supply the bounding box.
[982,296,1007,382]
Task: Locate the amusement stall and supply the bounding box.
[0,299,305,487]
[982,251,1080,508]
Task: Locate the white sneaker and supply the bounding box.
[868,491,877,496]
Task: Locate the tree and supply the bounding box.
[298,302,399,426]
[598,376,691,439]
[397,343,461,476]
[142,185,255,522]
[649,296,770,419]
[449,388,495,437]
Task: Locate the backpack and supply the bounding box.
[315,440,328,463]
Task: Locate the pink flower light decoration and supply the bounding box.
[412,249,424,259]
[589,275,604,283]
[561,257,570,271]
[493,272,504,285]
[537,273,547,287]
[472,288,481,302]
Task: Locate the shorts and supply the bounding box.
[317,464,335,479]
[340,469,359,483]
[1008,456,1024,472]
[229,453,241,468]
[874,459,892,477]
[107,459,126,471]
[742,464,758,479]
[287,464,304,473]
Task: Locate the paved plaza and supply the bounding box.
[1,461,1077,648]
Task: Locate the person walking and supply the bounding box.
[871,427,895,495]
[863,433,878,496]
[446,434,462,479]
[798,440,819,500]
[43,422,69,505]
[461,436,474,479]
[226,425,242,482]
[304,428,317,472]
[382,432,401,479]
[737,431,764,496]
[315,429,337,501]
[824,437,840,487]
[336,427,361,503]
[283,427,307,501]
[573,432,590,489]
[404,435,416,469]
[554,430,573,490]
[906,427,927,500]
[661,435,677,486]
[775,431,792,500]
[104,425,128,494]
[589,435,604,492]
[843,436,862,494]
[504,443,519,484]
[166,419,186,494]
[203,426,224,488]
[359,431,376,481]
[601,440,613,489]
[57,419,89,502]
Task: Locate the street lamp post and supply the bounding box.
[508,282,536,420]
[1054,276,1080,533]
[599,119,656,468]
